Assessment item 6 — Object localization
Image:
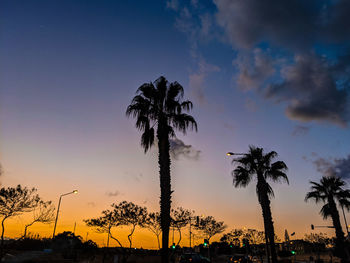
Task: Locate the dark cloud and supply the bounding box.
[168,0,350,126]
[212,0,350,126]
[214,0,318,50]
[170,138,201,160]
[106,190,120,197]
[326,0,350,43]
[313,155,350,179]
[292,125,310,136]
[265,54,349,126]
[214,0,350,50]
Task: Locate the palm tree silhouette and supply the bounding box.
[231,146,288,263]
[126,76,197,263]
[305,175,350,261]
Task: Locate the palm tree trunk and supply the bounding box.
[328,198,349,262]
[157,123,172,263]
[264,230,271,263]
[258,179,278,263]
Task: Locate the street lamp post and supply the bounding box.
[226,152,245,156]
[311,224,335,229]
[341,205,349,237]
[52,190,78,239]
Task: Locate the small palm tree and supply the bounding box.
[231,146,288,263]
[305,176,350,260]
[126,76,197,263]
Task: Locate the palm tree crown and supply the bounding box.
[232,146,289,198]
[305,176,350,219]
[126,76,197,152]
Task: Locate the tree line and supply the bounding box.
[84,201,227,249]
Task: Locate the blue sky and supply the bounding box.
[0,0,350,246]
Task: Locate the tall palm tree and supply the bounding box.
[231,146,288,263]
[126,76,197,263]
[305,176,350,261]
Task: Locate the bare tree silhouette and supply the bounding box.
[113,201,148,248]
[194,216,226,243]
[171,207,193,246]
[145,212,162,249]
[22,200,55,238]
[0,185,41,257]
[85,209,124,247]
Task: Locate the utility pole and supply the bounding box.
[341,205,349,237]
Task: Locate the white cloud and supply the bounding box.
[189,59,220,105]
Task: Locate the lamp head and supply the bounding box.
[73,190,78,194]
[226,152,234,156]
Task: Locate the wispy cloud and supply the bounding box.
[189,58,220,105]
[170,138,201,161]
[292,125,310,137]
[87,202,96,207]
[166,0,179,11]
[105,190,120,197]
[244,98,257,112]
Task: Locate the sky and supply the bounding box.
[0,0,350,248]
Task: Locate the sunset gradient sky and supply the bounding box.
[1,0,350,248]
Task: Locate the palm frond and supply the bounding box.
[232,166,253,188]
[339,199,350,211]
[136,83,156,100]
[263,151,277,167]
[305,190,325,203]
[320,203,332,219]
[170,113,198,134]
[337,189,350,211]
[135,115,150,131]
[265,160,289,184]
[266,183,275,198]
[126,97,151,118]
[167,81,184,100]
[141,127,155,153]
[180,100,193,111]
[154,76,168,104]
